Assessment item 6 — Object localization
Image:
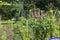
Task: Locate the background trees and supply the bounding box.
[0,0,60,20]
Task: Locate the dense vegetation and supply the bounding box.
[0,0,60,40]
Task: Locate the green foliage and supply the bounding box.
[0,1,11,6]
[0,0,60,40]
[0,22,3,30]
[1,17,60,40]
[1,32,7,40]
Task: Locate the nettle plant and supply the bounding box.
[11,16,57,40]
[29,16,55,40]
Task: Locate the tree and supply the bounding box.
[0,0,11,20]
